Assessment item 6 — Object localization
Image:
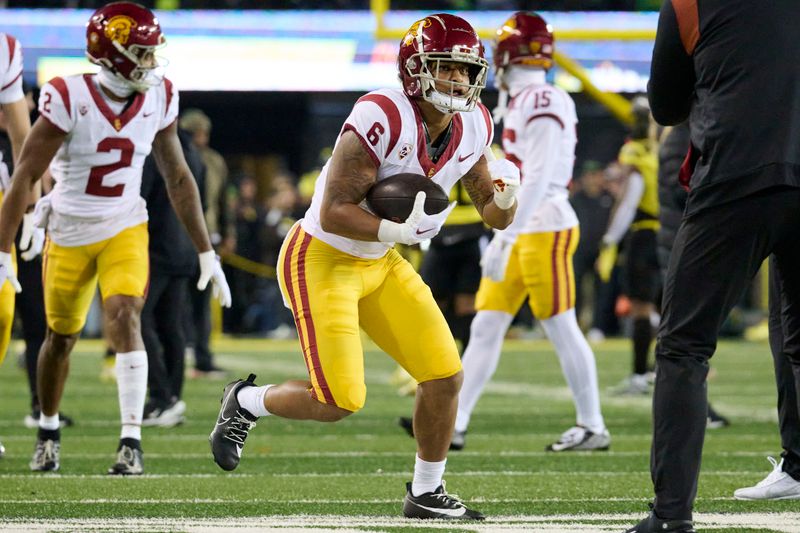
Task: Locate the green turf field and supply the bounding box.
[1,336,798,532]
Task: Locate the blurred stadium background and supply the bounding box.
[0,1,790,532]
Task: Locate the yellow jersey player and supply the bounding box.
[598,96,661,395]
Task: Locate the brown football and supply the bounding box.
[366,173,449,222]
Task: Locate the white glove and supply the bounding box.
[197,250,232,308]
[488,159,521,210]
[19,213,45,261]
[0,161,9,192]
[377,191,456,245]
[480,233,515,282]
[0,251,21,293]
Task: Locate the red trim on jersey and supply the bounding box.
[478,102,493,146]
[1,70,22,92]
[83,74,145,132]
[551,229,562,316]
[408,96,464,177]
[49,77,71,119]
[526,113,564,129]
[563,228,573,309]
[163,78,173,117]
[5,35,15,69]
[342,124,380,168]
[356,94,401,159]
[672,0,699,55]
[39,113,68,135]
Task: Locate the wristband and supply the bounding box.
[377,219,404,243]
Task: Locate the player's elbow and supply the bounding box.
[319,203,338,233]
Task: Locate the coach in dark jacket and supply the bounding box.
[140,128,206,425]
[629,1,800,531]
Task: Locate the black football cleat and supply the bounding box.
[398,416,415,438]
[625,505,695,533]
[403,482,485,520]
[108,439,144,475]
[209,374,258,471]
[398,417,466,451]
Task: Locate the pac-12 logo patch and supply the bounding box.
[398,143,413,160]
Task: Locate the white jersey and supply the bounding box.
[500,80,578,236]
[302,88,494,259]
[0,33,24,192]
[38,73,179,246]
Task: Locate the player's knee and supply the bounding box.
[333,384,367,414]
[44,329,79,357]
[317,403,354,422]
[420,370,463,398]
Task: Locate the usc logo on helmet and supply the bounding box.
[403,18,431,46]
[105,15,136,45]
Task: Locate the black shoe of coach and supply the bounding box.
[625,506,695,533]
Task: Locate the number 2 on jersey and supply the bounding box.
[85,137,134,197]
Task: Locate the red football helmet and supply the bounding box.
[85,1,165,92]
[398,13,488,113]
[493,12,554,74]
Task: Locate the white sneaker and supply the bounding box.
[142,400,186,428]
[546,425,611,452]
[611,373,651,396]
[734,457,800,500]
[586,328,606,343]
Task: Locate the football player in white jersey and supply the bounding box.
[454,12,610,452]
[0,32,34,460]
[210,13,519,520]
[0,2,231,475]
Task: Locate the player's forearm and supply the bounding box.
[166,172,213,253]
[319,201,382,241]
[481,200,515,230]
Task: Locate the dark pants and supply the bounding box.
[185,281,215,370]
[142,272,189,404]
[15,250,46,411]
[652,187,800,519]
[769,258,800,480]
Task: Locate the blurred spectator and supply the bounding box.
[243,174,300,337]
[570,160,616,336]
[139,127,204,427]
[224,175,264,334]
[179,108,233,252]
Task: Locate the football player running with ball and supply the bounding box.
[210,13,519,520]
[0,2,231,475]
[454,12,609,452]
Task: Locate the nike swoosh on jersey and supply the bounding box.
[458,152,474,162]
[412,502,467,517]
[143,111,154,117]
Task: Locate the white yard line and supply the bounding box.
[0,470,769,479]
[1,513,799,533]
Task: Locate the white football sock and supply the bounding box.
[115,350,148,441]
[541,309,605,433]
[455,311,514,433]
[237,384,274,417]
[412,454,447,496]
[39,413,60,431]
